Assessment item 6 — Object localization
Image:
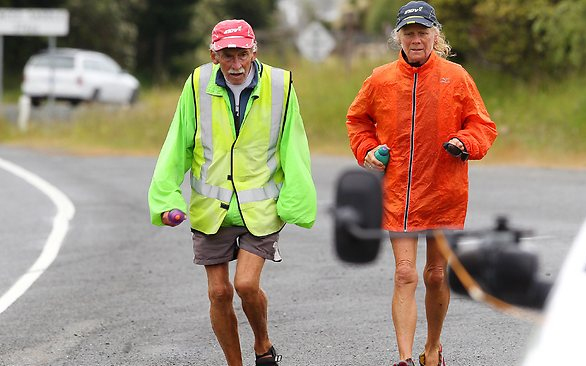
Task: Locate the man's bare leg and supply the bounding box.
[234,249,273,357]
[205,263,242,366]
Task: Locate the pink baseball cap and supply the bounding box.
[210,19,256,51]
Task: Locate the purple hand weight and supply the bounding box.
[168,209,186,225]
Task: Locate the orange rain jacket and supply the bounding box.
[346,51,497,232]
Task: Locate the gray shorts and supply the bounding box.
[192,227,281,265]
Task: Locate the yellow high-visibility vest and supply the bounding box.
[189,62,291,236]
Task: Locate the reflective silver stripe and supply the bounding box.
[267,67,286,173]
[190,173,233,202]
[238,182,283,204]
[199,63,214,174]
[191,63,233,202]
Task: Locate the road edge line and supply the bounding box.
[0,157,75,315]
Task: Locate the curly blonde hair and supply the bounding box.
[390,26,454,59]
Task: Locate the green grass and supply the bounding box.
[0,86,181,156]
[1,56,586,167]
[290,57,385,155]
[470,67,586,166]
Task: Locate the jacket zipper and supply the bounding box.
[403,72,418,232]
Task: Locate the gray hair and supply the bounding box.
[389,26,453,59]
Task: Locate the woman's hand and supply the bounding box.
[364,146,387,171]
[448,138,465,151]
[443,138,469,161]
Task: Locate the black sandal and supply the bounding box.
[255,345,282,366]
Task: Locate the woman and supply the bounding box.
[346,1,497,365]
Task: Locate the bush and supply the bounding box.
[433,0,586,78]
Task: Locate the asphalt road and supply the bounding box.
[1,145,585,366]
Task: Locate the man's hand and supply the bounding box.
[161,209,185,227]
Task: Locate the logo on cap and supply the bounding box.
[404,6,424,15]
[224,26,242,35]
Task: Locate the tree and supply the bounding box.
[363,0,403,37]
[433,0,586,78]
[1,0,279,87]
[133,0,200,84]
[190,0,278,49]
[531,0,586,74]
[222,0,276,28]
[64,0,139,70]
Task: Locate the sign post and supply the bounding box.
[0,8,69,109]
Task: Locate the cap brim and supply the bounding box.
[396,16,434,30]
[211,37,255,51]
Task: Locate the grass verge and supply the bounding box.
[1,57,585,168]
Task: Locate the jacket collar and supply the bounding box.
[398,50,438,74]
[207,60,261,97]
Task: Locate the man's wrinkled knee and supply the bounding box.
[208,283,234,304]
[234,278,260,301]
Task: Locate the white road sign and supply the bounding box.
[0,8,69,36]
[296,21,336,63]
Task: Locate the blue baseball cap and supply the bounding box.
[395,1,439,30]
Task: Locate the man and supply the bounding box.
[148,19,316,366]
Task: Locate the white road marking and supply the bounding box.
[0,157,75,314]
